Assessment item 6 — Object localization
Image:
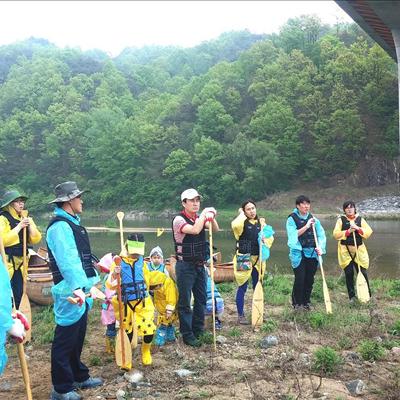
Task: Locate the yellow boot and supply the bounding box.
[105,336,115,354]
[141,342,152,366]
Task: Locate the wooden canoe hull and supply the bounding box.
[27,249,54,306]
[165,256,234,283]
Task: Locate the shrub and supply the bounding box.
[357,339,385,361]
[228,327,242,337]
[312,346,342,375]
[389,320,400,336]
[308,311,330,329]
[261,319,278,333]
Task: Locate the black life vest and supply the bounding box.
[0,210,28,259]
[340,216,363,246]
[237,218,261,256]
[290,212,316,249]
[46,216,97,285]
[172,212,206,263]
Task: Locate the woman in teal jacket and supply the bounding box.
[286,195,326,310]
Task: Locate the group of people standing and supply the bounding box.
[0,182,373,400]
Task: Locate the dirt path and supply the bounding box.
[1,288,400,400]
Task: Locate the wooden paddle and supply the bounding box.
[1,230,33,400]
[252,221,265,330]
[353,232,370,303]
[113,255,132,369]
[116,211,137,348]
[19,210,32,343]
[67,286,106,304]
[312,224,332,314]
[208,222,217,351]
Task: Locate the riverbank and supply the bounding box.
[2,273,400,399]
[36,183,400,222]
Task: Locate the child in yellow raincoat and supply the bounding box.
[146,246,178,346]
[333,200,373,302]
[232,200,274,325]
[107,233,155,366]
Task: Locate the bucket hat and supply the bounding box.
[49,181,87,204]
[0,190,28,209]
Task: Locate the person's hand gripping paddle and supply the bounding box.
[113,255,132,370]
[312,224,332,314]
[353,232,370,303]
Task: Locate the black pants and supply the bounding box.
[51,305,90,394]
[292,257,318,307]
[11,267,23,310]
[344,261,371,299]
[176,261,207,341]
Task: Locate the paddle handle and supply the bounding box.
[208,224,217,351]
[17,342,33,400]
[312,224,332,314]
[352,232,361,272]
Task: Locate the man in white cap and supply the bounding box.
[172,188,219,347]
[46,181,103,400]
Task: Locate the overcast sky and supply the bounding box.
[0,1,352,56]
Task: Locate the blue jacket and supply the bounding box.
[0,257,13,374]
[286,208,326,268]
[46,207,99,326]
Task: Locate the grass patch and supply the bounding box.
[227,327,242,338]
[261,319,278,333]
[32,305,55,345]
[265,273,292,306]
[357,339,386,361]
[312,346,342,375]
[217,282,235,294]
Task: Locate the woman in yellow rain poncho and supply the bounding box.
[333,200,373,302]
[232,200,274,325]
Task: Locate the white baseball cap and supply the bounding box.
[181,188,202,201]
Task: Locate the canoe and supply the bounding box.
[164,255,234,283]
[27,248,54,306]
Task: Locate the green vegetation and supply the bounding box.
[0,17,397,210]
[312,346,343,375]
[32,305,55,345]
[357,339,386,361]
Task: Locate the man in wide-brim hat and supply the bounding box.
[46,181,103,400]
[0,189,42,309]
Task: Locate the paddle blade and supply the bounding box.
[115,329,132,369]
[131,313,138,349]
[19,294,32,343]
[117,211,124,221]
[251,281,264,329]
[156,228,165,237]
[356,270,370,303]
[322,280,333,314]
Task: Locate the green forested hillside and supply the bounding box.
[0,16,397,210]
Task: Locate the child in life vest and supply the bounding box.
[205,267,224,330]
[146,246,178,346]
[97,253,117,353]
[107,234,155,367]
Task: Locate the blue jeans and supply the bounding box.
[236,266,259,316]
[176,261,207,340]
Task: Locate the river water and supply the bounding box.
[35,216,400,279]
